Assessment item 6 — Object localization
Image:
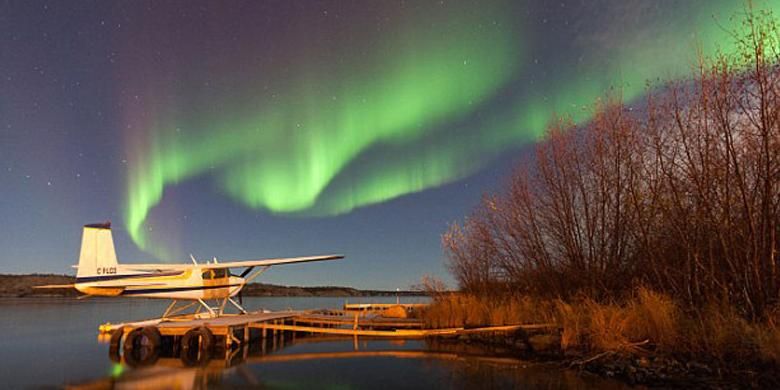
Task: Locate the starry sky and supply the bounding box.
[1,0,777,290]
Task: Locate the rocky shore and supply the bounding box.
[446,328,779,389]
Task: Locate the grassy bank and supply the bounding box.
[422,288,779,362]
[421,289,780,386]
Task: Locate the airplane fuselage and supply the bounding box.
[74,266,245,300]
[38,222,343,317]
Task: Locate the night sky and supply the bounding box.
[1,0,776,290]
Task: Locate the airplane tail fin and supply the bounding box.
[76,222,118,278]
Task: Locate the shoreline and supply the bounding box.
[434,325,779,389]
[1,287,766,387]
[0,274,427,298]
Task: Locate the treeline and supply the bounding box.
[444,10,780,319]
[0,274,423,298]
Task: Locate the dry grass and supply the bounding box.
[583,299,635,352]
[755,320,780,364]
[681,302,758,361]
[421,293,556,329]
[555,300,585,350]
[422,287,780,366]
[626,287,680,349]
[553,288,679,353]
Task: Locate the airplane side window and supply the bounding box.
[202,269,226,279]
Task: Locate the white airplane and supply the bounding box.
[38,222,343,318]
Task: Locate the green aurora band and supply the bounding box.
[126,2,521,251]
[126,1,780,257]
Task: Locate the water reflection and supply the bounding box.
[67,335,629,390]
[0,298,628,389]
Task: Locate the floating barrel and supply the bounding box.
[123,326,161,367]
[180,326,214,366]
[108,327,124,363]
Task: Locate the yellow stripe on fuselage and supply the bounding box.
[115,269,193,284]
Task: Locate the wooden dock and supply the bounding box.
[101,303,560,367]
[102,309,448,349]
[103,311,301,350]
[342,303,428,312]
[102,309,558,343]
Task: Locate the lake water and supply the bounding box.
[0,297,629,389]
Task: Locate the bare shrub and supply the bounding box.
[443,6,780,318]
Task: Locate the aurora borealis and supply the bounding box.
[122,0,780,257]
[124,1,521,252]
[2,0,779,288]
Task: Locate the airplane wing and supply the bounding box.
[199,254,344,269]
[116,254,343,272]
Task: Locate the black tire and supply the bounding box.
[123,327,161,367]
[180,326,214,366]
[108,327,124,363]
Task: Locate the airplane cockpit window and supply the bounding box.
[202,269,227,280]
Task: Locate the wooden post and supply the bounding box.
[280,318,285,346]
[272,321,277,351]
[242,324,250,360]
[353,312,359,331]
[261,323,267,355]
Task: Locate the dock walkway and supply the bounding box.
[101,303,560,365]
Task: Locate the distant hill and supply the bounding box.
[240,282,422,297]
[0,274,424,298]
[0,274,79,297]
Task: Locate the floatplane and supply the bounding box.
[37,222,343,318]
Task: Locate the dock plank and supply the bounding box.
[100,310,301,334]
[156,311,301,330]
[251,322,459,337]
[293,314,423,328]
